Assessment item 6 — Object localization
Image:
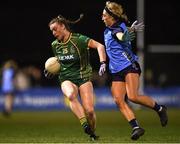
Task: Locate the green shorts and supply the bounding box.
[59,77,90,87]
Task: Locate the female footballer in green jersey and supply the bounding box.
[45,14,106,141]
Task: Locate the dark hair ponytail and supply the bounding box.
[66,13,84,24]
[49,14,84,32]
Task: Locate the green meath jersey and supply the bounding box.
[51,33,92,84]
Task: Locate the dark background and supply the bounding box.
[0,0,179,87]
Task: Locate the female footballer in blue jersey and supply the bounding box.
[102,1,168,140]
[1,60,18,116]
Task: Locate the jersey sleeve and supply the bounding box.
[111,27,124,37]
[78,34,91,49]
[51,40,58,55]
[79,34,90,43]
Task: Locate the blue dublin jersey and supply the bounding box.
[2,68,15,93]
[104,22,138,73]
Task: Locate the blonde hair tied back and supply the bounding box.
[105,1,128,22]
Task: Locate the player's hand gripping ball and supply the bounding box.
[45,57,60,74]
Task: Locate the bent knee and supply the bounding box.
[114,98,126,108]
[128,95,138,102]
[85,109,95,117]
[65,92,77,101]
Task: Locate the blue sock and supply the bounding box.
[129,119,139,130]
[153,102,161,112]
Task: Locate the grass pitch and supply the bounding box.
[0,109,180,143]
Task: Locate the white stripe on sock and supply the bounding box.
[158,106,162,112]
[133,126,140,130]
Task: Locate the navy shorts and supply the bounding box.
[111,62,141,82]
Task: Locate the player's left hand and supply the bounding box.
[99,61,106,76]
[130,20,144,32]
[44,69,55,79]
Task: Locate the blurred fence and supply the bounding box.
[0,87,180,111]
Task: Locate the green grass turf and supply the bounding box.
[0,109,180,143]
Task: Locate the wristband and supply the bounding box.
[100,61,106,64]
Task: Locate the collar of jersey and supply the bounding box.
[59,33,72,45]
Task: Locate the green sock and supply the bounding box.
[80,117,88,128]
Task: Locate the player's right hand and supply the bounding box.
[44,69,55,79]
[130,20,144,32]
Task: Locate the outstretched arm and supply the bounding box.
[127,20,144,41]
[88,39,106,76]
[88,39,106,63]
